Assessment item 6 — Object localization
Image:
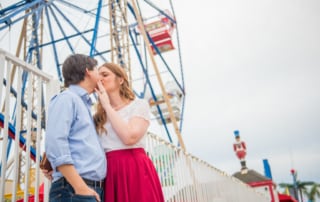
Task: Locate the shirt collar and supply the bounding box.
[69,85,93,105]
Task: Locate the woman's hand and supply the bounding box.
[95,81,110,109]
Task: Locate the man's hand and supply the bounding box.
[75,186,101,202]
[57,164,101,202]
[41,169,53,181]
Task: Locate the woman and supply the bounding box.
[94,62,164,202]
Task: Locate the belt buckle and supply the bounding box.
[84,178,103,188]
[94,180,102,188]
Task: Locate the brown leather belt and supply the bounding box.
[82,178,105,188]
[59,177,104,188]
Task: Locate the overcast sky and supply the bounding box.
[171,0,320,187]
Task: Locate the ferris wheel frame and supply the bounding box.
[0,0,186,156]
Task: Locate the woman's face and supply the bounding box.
[99,66,122,93]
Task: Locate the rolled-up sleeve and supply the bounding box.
[45,93,74,170]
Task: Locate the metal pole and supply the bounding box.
[291,169,299,202]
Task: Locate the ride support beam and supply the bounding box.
[129,0,186,151]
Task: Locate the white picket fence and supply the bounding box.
[0,49,269,202]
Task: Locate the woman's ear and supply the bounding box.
[119,77,124,85]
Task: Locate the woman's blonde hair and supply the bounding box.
[93,62,135,134]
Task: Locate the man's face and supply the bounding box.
[87,66,101,89]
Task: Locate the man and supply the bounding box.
[45,54,106,202]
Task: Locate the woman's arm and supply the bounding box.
[96,83,149,145]
[104,104,149,145]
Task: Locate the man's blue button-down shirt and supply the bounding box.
[45,85,106,182]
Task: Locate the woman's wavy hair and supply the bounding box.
[93,62,135,134]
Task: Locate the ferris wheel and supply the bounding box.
[0,0,186,191]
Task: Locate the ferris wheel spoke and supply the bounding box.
[45,6,61,80]
[90,0,103,57]
[47,5,75,53]
[0,0,43,30]
[50,3,107,61]
[57,0,109,23]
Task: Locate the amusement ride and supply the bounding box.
[0,0,186,200]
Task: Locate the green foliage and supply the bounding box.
[303,183,320,202]
[279,181,320,202]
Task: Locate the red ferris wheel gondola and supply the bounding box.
[144,10,175,55]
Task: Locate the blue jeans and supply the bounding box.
[49,177,104,202]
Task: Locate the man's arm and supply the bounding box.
[46,93,101,201]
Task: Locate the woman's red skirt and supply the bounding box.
[104,148,165,202]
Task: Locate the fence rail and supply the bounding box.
[0,49,269,202]
[145,132,269,202]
